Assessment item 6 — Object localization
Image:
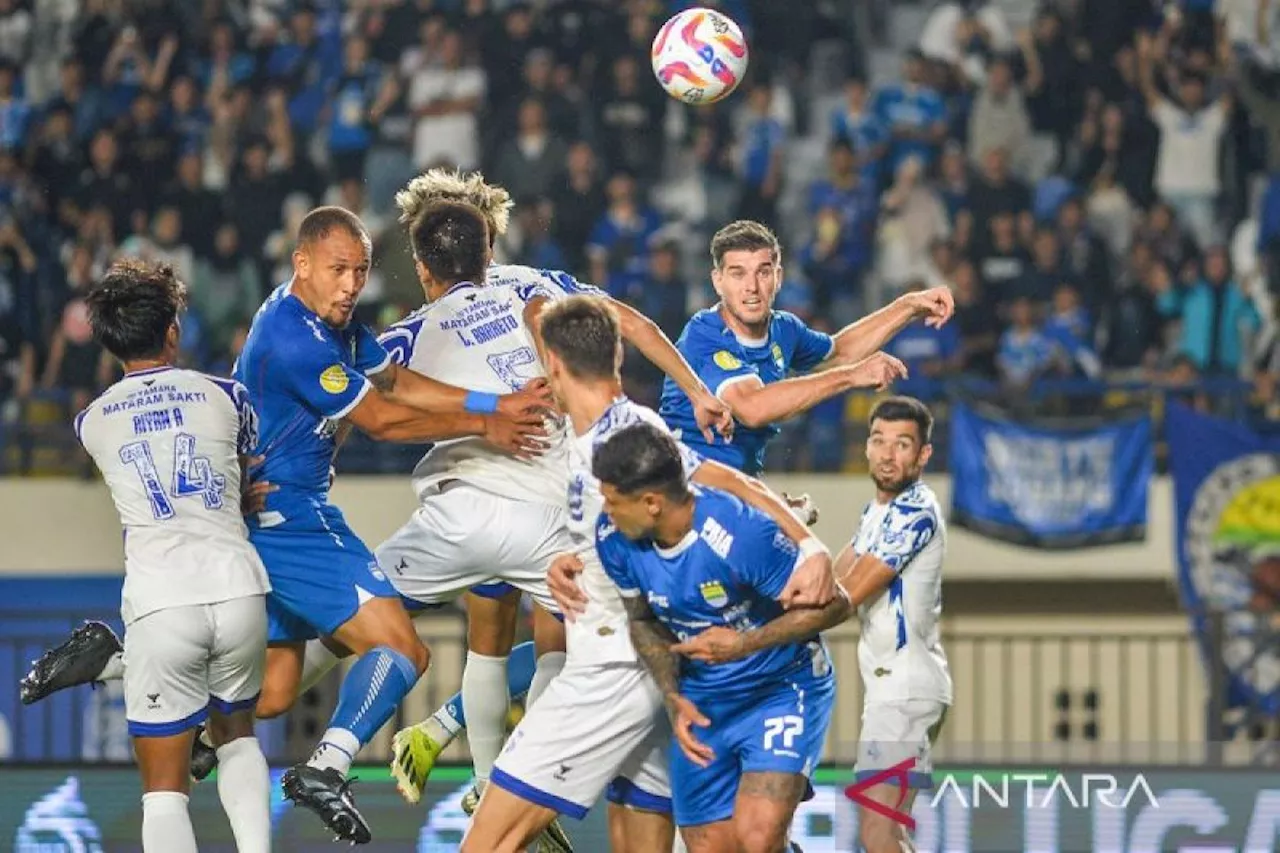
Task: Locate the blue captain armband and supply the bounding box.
[464,391,500,414]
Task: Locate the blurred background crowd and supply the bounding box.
[1,0,1279,474]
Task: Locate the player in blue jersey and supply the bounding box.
[232,206,552,843]
[659,219,954,475]
[592,422,851,853]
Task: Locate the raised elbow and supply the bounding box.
[731,402,769,429]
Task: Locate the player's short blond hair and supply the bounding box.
[395,168,513,238]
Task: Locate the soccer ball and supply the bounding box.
[650,7,748,106]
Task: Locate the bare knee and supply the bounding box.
[254,682,297,719]
[736,820,788,853]
[393,636,430,676]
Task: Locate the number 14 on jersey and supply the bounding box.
[120,433,228,520]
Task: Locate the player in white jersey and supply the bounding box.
[462,295,837,853]
[73,260,272,853]
[836,396,951,853]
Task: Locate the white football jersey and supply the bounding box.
[76,367,270,625]
[851,481,952,704]
[379,276,573,507]
[566,397,703,666]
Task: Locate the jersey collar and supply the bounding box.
[444,280,480,297]
[125,365,174,377]
[714,306,771,349]
[654,528,698,559]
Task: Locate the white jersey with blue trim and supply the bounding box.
[76,367,270,625]
[566,397,704,666]
[379,278,571,507]
[851,481,952,704]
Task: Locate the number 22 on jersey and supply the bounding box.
[119,433,227,520]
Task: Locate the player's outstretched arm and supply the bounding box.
[818,287,955,370]
[370,364,554,421]
[345,389,547,455]
[623,595,715,768]
[609,298,733,441]
[673,593,851,665]
[833,544,900,608]
[718,352,909,429]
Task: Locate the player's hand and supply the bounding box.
[240,456,278,515]
[547,553,588,620]
[848,352,908,391]
[498,377,556,419]
[666,693,715,768]
[691,390,734,444]
[902,286,955,329]
[671,626,748,664]
[782,492,819,526]
[482,412,550,459]
[778,551,837,610]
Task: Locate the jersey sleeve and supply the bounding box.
[205,376,261,455]
[781,311,836,372]
[377,317,425,369]
[728,505,801,600]
[691,326,761,398]
[596,515,642,598]
[353,324,392,375]
[537,268,605,300]
[276,335,372,421]
[868,495,939,573]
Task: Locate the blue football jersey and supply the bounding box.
[233,282,391,517]
[658,309,834,474]
[597,486,828,698]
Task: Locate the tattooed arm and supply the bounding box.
[671,592,851,664]
[623,594,716,767]
[624,594,682,705]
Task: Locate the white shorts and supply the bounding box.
[853,698,948,792]
[123,596,267,737]
[491,662,671,818]
[375,483,569,614]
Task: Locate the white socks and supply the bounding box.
[98,651,125,681]
[299,639,341,696]
[528,651,565,710]
[215,736,271,853]
[141,791,197,853]
[461,651,509,784]
[308,727,361,775]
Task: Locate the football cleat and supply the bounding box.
[281,764,371,845]
[19,621,122,705]
[389,722,445,804]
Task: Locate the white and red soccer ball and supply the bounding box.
[650,7,749,105]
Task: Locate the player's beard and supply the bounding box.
[871,468,919,496]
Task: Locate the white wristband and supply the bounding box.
[798,536,829,561]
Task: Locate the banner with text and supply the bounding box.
[1167,401,1280,713]
[948,402,1152,548]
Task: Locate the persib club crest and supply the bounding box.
[1185,453,1280,696]
[699,580,729,608]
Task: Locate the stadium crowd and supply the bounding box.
[0,0,1278,473]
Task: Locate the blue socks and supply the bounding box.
[435,640,538,733]
[308,646,419,775]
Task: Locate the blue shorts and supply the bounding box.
[251,507,398,644]
[671,670,834,828]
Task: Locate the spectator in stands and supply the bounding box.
[967,53,1031,175]
[951,259,998,376]
[326,36,384,184]
[998,296,1060,388]
[918,0,1013,87]
[735,81,786,229]
[190,222,261,361]
[595,54,663,187]
[408,28,485,171]
[873,48,948,171]
[875,154,949,298]
[977,211,1030,309]
[1013,227,1072,307]
[968,146,1031,245]
[1043,283,1102,379]
[803,139,876,316]
[587,171,662,283]
[551,141,605,277]
[510,201,568,274]
[1055,195,1111,311]
[41,239,108,416]
[492,98,568,207]
[1137,29,1233,250]
[885,281,962,383]
[830,75,886,179]
[0,61,29,150]
[1161,246,1261,375]
[1099,258,1166,375]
